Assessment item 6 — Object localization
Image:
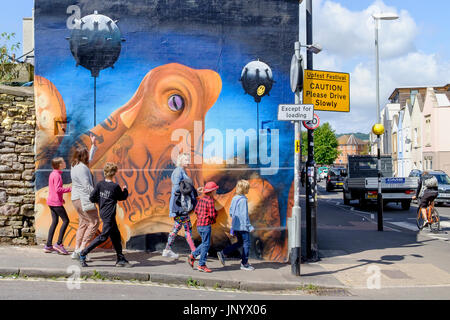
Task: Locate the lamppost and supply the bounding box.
[372,12,399,231]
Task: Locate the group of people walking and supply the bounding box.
[45,143,256,272]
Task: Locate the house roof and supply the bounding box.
[382,103,401,121]
[388,84,450,100]
[436,94,450,107]
[337,134,369,146]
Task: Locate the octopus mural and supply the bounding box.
[34,0,299,262]
[35,63,288,261]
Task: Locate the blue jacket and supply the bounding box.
[230,195,254,232]
[169,167,191,217]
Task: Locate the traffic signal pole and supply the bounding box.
[306,0,319,261]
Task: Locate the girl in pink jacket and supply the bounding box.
[45,157,72,254]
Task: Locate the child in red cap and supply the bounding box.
[188,181,219,272]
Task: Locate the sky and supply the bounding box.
[1,0,449,135]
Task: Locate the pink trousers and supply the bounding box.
[72,199,100,250]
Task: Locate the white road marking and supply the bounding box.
[425,235,448,241]
[439,221,450,228]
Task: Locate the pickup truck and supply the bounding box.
[343,155,419,210]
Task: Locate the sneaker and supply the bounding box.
[187,254,196,269]
[197,265,212,273]
[43,245,56,253]
[79,254,88,268]
[116,259,132,268]
[162,249,179,259]
[53,244,69,255]
[240,263,255,271]
[71,250,80,260]
[217,251,226,266]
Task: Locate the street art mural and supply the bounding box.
[34,0,299,261]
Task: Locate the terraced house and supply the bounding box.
[379,84,450,176]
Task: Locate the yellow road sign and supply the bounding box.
[303,70,350,112]
[295,140,300,154]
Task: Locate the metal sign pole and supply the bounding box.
[306,0,319,261]
[290,41,302,276]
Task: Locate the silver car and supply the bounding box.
[432,171,450,205]
[409,170,450,205]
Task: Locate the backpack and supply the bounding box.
[179,193,194,214]
[419,175,436,198]
[175,179,197,216]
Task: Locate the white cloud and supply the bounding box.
[309,0,418,59]
[299,0,450,134]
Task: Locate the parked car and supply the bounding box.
[410,170,450,205]
[318,166,329,181]
[326,167,347,191]
[408,169,422,178]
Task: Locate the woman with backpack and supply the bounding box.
[418,176,439,227]
[162,153,198,259]
[413,171,431,201]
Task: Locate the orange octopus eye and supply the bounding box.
[168,94,185,112]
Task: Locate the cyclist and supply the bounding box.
[417,176,438,227]
[412,171,431,201]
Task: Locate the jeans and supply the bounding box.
[192,225,211,266]
[81,215,125,261]
[222,231,251,265]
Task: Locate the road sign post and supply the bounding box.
[305,0,319,262]
[278,35,313,276]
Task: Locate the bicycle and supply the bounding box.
[416,201,440,232]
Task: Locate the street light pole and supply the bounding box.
[372,13,398,231]
[374,18,383,231]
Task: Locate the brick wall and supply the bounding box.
[0,85,35,245]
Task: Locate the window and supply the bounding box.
[432,174,450,185]
[414,128,418,148]
[391,92,399,103]
[425,116,431,147]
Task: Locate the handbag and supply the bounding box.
[81,195,97,212]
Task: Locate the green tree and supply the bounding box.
[301,122,339,165]
[0,32,21,82]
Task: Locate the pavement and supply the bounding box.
[1,181,449,297]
